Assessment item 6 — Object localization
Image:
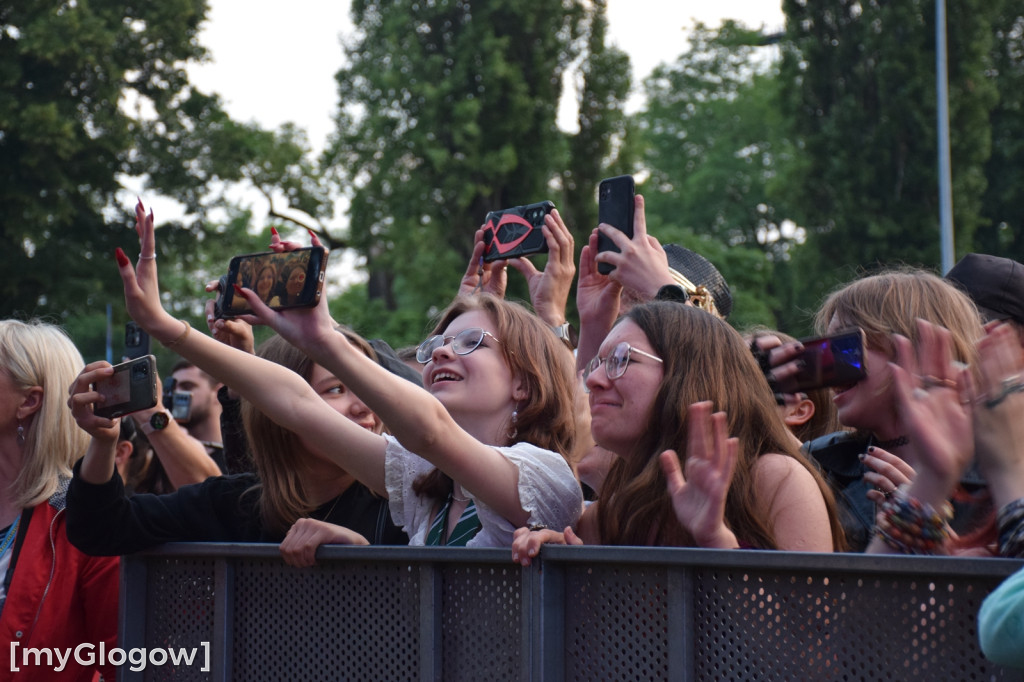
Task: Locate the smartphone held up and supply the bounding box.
[481,201,555,262]
[93,355,159,420]
[596,175,635,275]
[770,328,867,395]
[215,246,329,319]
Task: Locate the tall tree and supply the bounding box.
[778,0,1000,304]
[974,8,1024,259]
[324,0,600,342]
[0,0,210,321]
[560,0,633,242]
[637,21,790,330]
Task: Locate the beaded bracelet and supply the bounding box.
[874,487,953,555]
[996,497,1024,558]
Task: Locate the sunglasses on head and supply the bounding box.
[583,341,663,392]
[416,327,502,364]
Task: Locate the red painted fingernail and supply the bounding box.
[307,229,316,240]
[233,283,244,295]
[271,227,279,236]
[115,248,130,267]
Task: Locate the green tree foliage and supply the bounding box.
[636,21,788,331]
[560,0,633,241]
[325,0,636,343]
[975,10,1024,258]
[0,0,209,323]
[778,0,1000,316]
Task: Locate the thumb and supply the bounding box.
[507,257,539,279]
[564,526,584,545]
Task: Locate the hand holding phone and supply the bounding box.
[215,246,329,319]
[766,328,867,394]
[596,175,635,275]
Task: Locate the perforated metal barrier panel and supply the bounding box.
[118,545,1024,682]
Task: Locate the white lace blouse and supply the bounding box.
[383,434,583,547]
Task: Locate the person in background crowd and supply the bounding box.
[0,320,118,682]
[796,268,986,551]
[946,252,1024,354]
[67,329,409,565]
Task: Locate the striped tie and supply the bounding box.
[425,494,482,546]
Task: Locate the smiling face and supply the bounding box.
[585,319,664,458]
[420,310,520,424]
[256,266,276,299]
[285,267,306,296]
[309,363,382,434]
[826,316,898,437]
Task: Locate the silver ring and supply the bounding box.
[138,254,156,260]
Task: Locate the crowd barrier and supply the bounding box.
[118,544,1024,681]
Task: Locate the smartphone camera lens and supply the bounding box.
[132,363,149,379]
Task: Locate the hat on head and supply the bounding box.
[662,244,733,319]
[945,253,1024,325]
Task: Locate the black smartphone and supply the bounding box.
[481,201,555,262]
[780,328,867,393]
[124,321,150,360]
[216,246,329,318]
[94,355,159,419]
[162,377,193,422]
[597,175,635,275]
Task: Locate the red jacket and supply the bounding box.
[1,480,119,681]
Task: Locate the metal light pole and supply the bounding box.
[936,0,955,273]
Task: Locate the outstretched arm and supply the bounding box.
[115,202,389,495]
[235,286,534,527]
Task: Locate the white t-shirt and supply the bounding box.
[383,435,583,547]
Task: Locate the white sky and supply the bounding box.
[186,0,785,154]
[130,1,785,282]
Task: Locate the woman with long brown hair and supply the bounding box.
[67,330,409,566]
[514,301,843,560]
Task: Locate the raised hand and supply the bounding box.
[457,229,508,299]
[888,319,973,507]
[970,322,1024,509]
[279,518,369,567]
[204,281,256,354]
[506,208,576,327]
[66,362,120,442]
[574,230,622,372]
[114,200,182,343]
[660,401,739,549]
[593,195,674,301]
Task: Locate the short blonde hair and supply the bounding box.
[0,320,89,508]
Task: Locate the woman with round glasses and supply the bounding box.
[98,202,582,548]
[513,301,843,561]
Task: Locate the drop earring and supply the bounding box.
[16,420,25,445]
[508,409,518,440]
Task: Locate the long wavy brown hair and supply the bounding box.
[596,303,845,550]
[241,328,380,536]
[413,293,578,503]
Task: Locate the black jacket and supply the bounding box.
[66,459,407,555]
